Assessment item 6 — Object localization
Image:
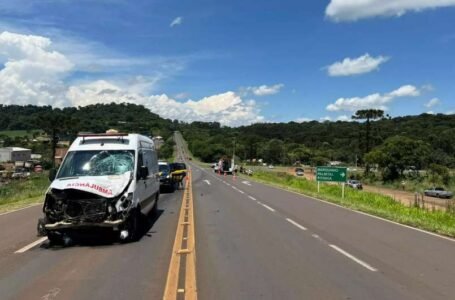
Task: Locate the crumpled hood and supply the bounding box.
[50,171,132,198]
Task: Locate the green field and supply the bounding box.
[246,170,455,238]
[0,129,43,138]
[0,173,48,212]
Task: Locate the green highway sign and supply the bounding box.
[316,167,347,182]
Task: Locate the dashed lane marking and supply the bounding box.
[286,218,307,231]
[329,244,378,272]
[260,203,275,212]
[15,237,48,254]
[248,196,257,201]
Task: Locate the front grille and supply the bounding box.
[64,199,107,223]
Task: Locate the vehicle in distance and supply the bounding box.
[159,161,175,191]
[268,165,275,169]
[347,179,363,190]
[170,162,187,187]
[215,157,236,174]
[424,187,453,199]
[239,166,253,176]
[295,167,304,176]
[37,133,160,244]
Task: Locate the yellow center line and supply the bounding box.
[163,168,198,300]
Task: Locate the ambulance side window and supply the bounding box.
[136,150,144,180]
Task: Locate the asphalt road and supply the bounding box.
[191,163,455,300]
[0,187,184,300]
[1,132,455,299]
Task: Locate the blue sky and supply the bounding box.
[0,0,454,125]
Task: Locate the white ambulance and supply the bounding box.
[37,133,160,244]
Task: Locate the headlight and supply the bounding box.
[115,192,133,212]
[166,175,170,179]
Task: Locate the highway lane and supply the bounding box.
[192,164,455,300]
[1,130,454,300]
[0,205,44,261]
[0,188,184,300]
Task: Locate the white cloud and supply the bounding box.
[388,85,420,97]
[67,82,264,126]
[320,116,332,122]
[336,115,351,121]
[295,117,313,123]
[327,54,389,77]
[170,17,183,28]
[326,85,421,112]
[326,0,455,22]
[0,31,73,106]
[245,84,284,96]
[426,111,435,115]
[0,31,264,126]
[425,98,440,108]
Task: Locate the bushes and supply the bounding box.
[250,171,455,237]
[0,173,49,211]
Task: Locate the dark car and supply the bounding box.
[159,162,175,192]
[347,179,363,190]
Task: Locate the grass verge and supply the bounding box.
[247,171,455,238]
[0,173,48,213]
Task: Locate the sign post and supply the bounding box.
[316,167,347,198]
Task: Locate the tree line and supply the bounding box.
[1,104,454,181]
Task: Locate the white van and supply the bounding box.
[37,133,160,244]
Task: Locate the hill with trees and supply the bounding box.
[1,104,454,182]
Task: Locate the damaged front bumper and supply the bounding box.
[40,188,134,233]
[45,219,124,230]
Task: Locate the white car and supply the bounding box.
[37,133,160,244]
[268,165,275,169]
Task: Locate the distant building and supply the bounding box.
[55,148,69,166]
[0,147,32,162]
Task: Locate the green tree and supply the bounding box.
[352,109,384,154]
[427,164,451,186]
[262,139,284,164]
[35,109,68,168]
[365,136,431,181]
[352,109,384,173]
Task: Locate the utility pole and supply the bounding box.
[232,137,236,171]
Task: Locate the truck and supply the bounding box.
[214,157,236,174]
[37,133,160,244]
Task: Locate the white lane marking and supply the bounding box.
[238,190,245,194]
[312,234,323,241]
[41,287,61,300]
[249,178,455,243]
[242,181,252,186]
[286,218,307,231]
[329,244,378,272]
[261,203,275,212]
[15,237,48,253]
[225,183,231,186]
[0,203,42,217]
[248,196,257,201]
[203,180,211,185]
